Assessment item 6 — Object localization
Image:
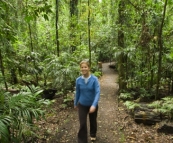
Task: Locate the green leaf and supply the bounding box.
[0,116,11,142]
[24,16,34,23]
[124,101,140,110]
[43,14,49,21]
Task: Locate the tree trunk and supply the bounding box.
[11,68,18,84]
[0,49,8,90]
[117,0,126,91]
[88,0,91,66]
[70,0,78,52]
[156,0,168,99]
[28,23,34,52]
[134,103,161,125]
[56,0,60,57]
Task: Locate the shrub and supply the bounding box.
[0,87,52,142]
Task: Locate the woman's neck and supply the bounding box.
[83,73,90,78]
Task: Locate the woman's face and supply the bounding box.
[80,63,90,77]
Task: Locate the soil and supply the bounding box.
[35,63,173,143]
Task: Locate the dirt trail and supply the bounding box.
[49,63,120,143]
[96,62,119,143]
[48,62,173,143]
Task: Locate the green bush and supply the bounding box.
[0,87,52,143]
[149,96,173,119]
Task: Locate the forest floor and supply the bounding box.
[36,62,173,143]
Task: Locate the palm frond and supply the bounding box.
[0,116,11,142]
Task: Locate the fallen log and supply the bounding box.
[134,103,161,125]
[2,88,20,94]
[157,124,173,134]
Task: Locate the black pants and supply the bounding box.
[77,104,98,143]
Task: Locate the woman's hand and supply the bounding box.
[74,106,78,110]
[89,106,96,113]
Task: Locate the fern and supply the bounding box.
[124,101,140,110]
[162,96,173,103]
[119,93,133,100]
[153,108,168,114]
[148,100,162,109]
[149,97,173,119]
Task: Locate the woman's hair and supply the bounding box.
[80,59,90,68]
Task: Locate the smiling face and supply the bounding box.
[80,63,90,78]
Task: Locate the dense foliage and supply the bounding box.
[0,0,173,141]
[0,87,52,142]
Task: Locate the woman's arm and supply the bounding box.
[74,78,80,107]
[92,77,100,108]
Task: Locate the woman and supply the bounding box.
[74,60,100,143]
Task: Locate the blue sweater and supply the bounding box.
[74,75,100,107]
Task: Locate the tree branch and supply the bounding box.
[127,0,140,11]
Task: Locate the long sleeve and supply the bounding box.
[74,78,80,106]
[92,77,100,107]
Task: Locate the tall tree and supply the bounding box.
[88,0,91,65]
[156,0,168,99]
[70,0,78,52]
[56,0,60,56]
[117,0,126,91]
[0,49,8,90]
